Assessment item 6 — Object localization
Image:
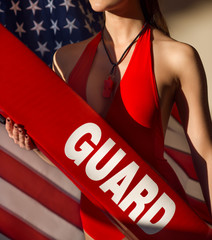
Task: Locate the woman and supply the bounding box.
[5,0,212,239]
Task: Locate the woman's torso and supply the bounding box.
[54,24,187,239]
[55,25,179,136]
[54,24,184,192]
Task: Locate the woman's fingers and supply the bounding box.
[25,134,35,150]
[18,127,26,148]
[13,123,19,144]
[5,117,35,150]
[5,117,13,137]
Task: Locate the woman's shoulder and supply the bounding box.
[52,34,97,81]
[152,28,200,79]
[153,27,197,59]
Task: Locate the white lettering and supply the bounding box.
[64,123,101,166]
[138,193,176,234]
[86,138,126,181]
[100,161,139,204]
[64,123,176,235]
[118,174,159,221]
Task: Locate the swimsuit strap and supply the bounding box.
[68,33,102,100]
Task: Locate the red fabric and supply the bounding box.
[171,103,182,123]
[69,25,187,238]
[165,147,198,181]
[68,33,101,100]
[80,195,125,239]
[68,25,183,188]
[0,149,82,230]
[0,24,211,239]
[0,207,50,240]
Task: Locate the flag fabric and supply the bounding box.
[0,24,211,239]
[0,1,211,239]
[0,0,103,66]
[165,106,212,225]
[0,124,84,240]
[0,1,102,239]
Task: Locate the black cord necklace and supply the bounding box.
[101,22,147,98]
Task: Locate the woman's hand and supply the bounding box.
[5,117,36,150]
[5,117,55,166]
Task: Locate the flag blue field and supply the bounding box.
[0,0,103,66]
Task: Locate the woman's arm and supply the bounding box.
[174,43,212,213]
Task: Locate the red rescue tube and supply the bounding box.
[0,25,211,239]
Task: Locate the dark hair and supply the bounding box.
[140,0,170,36]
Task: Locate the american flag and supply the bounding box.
[0,0,103,66]
[0,1,211,239]
[164,106,212,225]
[0,1,102,239]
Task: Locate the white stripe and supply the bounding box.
[164,153,204,201]
[0,124,81,202]
[0,178,84,240]
[0,233,10,240]
[165,116,191,154]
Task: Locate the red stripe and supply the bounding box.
[171,103,181,123]
[165,146,198,180]
[0,149,82,230]
[165,147,212,223]
[0,207,50,240]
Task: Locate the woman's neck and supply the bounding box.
[104,3,145,46]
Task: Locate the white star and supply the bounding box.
[45,0,56,14]
[86,10,95,23]
[54,41,63,50]
[59,0,75,12]
[0,2,3,12]
[36,42,50,57]
[10,0,21,16]
[27,0,41,15]
[50,19,59,35]
[64,18,78,35]
[31,20,46,35]
[84,20,92,34]
[15,22,26,37]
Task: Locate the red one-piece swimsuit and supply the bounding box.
[68,24,186,239]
